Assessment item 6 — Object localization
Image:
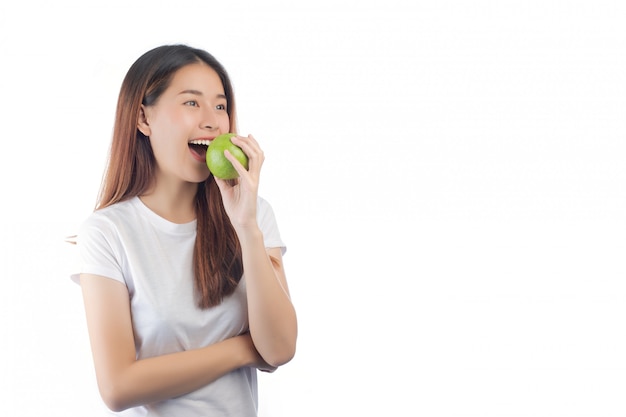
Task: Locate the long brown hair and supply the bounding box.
[97,44,243,308]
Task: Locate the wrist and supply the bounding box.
[232,334,258,368]
[234,224,263,244]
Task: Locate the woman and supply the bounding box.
[72,44,297,416]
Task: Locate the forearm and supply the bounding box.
[99,335,253,412]
[238,227,298,366]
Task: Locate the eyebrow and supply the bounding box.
[179,89,227,99]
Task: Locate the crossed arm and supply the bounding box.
[80,244,297,412]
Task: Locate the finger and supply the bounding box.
[231,135,264,172]
[223,149,251,179]
[229,138,263,176]
[231,135,262,160]
[232,133,259,148]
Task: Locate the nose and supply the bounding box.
[201,108,219,130]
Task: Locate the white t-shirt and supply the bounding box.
[72,196,285,416]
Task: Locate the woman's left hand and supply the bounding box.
[213,134,264,231]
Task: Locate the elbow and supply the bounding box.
[104,400,128,414]
[100,388,128,413]
[263,338,297,368]
[98,379,134,412]
[271,349,296,368]
[253,317,298,367]
[265,350,295,368]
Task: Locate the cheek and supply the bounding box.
[148,126,184,160]
[221,113,231,132]
[160,111,189,131]
[150,113,189,144]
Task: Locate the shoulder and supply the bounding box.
[94,198,139,220]
[78,198,140,240]
[256,196,285,252]
[256,195,273,213]
[256,195,280,225]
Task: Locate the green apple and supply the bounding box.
[206,133,249,179]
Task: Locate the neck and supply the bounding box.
[139,177,199,224]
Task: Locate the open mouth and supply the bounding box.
[188,139,211,161]
[189,143,208,159]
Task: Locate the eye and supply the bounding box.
[216,104,227,111]
[184,100,199,107]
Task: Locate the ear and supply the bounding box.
[137,105,151,136]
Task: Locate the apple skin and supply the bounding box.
[206,133,249,179]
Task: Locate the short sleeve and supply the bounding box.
[70,215,126,285]
[257,197,286,255]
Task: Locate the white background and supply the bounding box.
[1,1,625,416]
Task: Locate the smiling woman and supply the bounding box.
[70,44,297,416]
[137,62,230,186]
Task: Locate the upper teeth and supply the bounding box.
[190,139,212,146]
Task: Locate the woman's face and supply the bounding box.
[138,62,230,185]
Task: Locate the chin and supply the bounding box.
[195,173,212,184]
[185,167,211,184]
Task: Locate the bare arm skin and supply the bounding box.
[215,134,298,366]
[240,234,298,366]
[80,274,274,412]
